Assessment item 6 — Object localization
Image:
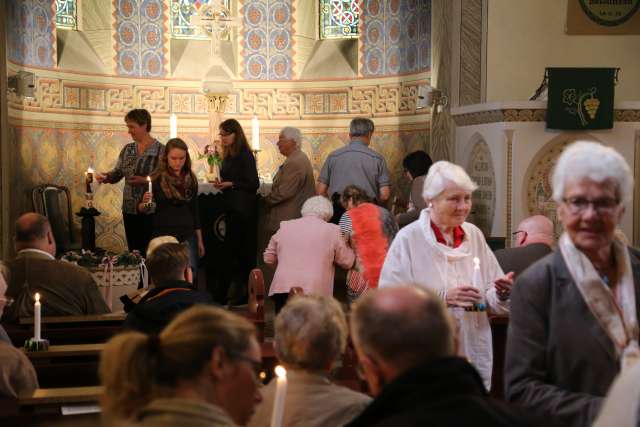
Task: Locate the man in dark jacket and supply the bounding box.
[494,215,554,277]
[346,287,537,427]
[124,242,211,334]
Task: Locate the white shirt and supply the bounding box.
[379,209,509,390]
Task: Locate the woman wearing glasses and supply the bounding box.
[379,160,514,391]
[505,141,640,427]
[100,305,263,426]
[213,119,260,305]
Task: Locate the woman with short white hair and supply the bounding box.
[264,196,355,313]
[379,160,513,390]
[505,141,640,427]
[248,295,370,427]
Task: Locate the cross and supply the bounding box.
[190,0,240,59]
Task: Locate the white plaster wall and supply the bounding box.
[455,114,639,239]
[486,0,640,102]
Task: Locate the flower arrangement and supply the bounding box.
[61,250,144,268]
[199,144,223,168]
[199,144,222,182]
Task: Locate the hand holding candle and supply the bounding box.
[270,365,287,427]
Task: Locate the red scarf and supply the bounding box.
[349,203,390,288]
[430,222,465,248]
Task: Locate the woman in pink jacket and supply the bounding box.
[264,196,355,313]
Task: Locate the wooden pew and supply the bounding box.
[5,313,125,347]
[0,386,101,426]
[243,268,266,341]
[489,315,508,399]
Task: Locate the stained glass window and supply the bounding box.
[171,0,231,40]
[320,0,360,40]
[55,0,78,30]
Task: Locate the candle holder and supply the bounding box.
[24,337,50,352]
[76,206,101,251]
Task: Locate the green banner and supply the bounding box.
[546,68,616,130]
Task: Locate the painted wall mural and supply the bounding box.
[113,0,168,77]
[241,0,295,80]
[361,0,431,77]
[5,0,55,68]
[12,125,427,253]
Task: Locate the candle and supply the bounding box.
[34,292,41,341]
[85,168,94,193]
[251,115,260,151]
[170,114,178,139]
[472,257,486,312]
[147,176,152,195]
[270,365,287,427]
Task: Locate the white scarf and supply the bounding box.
[559,232,638,357]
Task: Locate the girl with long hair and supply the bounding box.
[140,138,205,278]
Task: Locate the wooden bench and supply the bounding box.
[0,386,101,426]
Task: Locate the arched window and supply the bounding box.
[55,0,78,30]
[320,0,360,39]
[171,0,231,39]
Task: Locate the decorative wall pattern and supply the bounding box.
[113,0,168,77]
[241,0,295,80]
[12,125,427,253]
[5,0,56,68]
[320,0,360,39]
[360,0,431,77]
[8,76,426,118]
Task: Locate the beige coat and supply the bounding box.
[247,370,371,427]
[136,398,238,427]
[264,149,315,234]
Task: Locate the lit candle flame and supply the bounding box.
[87,167,94,174]
[35,292,40,302]
[275,365,286,378]
[473,257,480,267]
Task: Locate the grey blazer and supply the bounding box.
[505,247,640,427]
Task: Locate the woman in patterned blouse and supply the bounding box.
[97,109,165,255]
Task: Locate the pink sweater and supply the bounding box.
[264,215,355,296]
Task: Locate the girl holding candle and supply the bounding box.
[379,161,514,391]
[213,119,259,305]
[97,109,164,255]
[140,138,205,282]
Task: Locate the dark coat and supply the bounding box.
[346,357,536,427]
[505,248,640,427]
[123,280,212,334]
[494,243,552,278]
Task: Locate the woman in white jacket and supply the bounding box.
[379,160,514,391]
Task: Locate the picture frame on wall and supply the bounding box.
[566,0,640,35]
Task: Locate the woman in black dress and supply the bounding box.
[140,138,204,282]
[213,119,259,304]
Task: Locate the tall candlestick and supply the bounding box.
[146,176,152,195]
[34,292,41,341]
[471,257,486,312]
[251,115,260,151]
[170,114,178,139]
[270,365,287,427]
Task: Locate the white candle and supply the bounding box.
[270,365,287,427]
[34,292,41,341]
[147,176,152,195]
[170,114,178,139]
[472,257,481,288]
[251,115,260,151]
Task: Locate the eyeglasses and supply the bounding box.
[562,197,620,215]
[228,351,264,383]
[511,230,527,244]
[0,297,14,307]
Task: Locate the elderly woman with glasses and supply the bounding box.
[247,295,371,427]
[379,161,513,391]
[505,141,640,427]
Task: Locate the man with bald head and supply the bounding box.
[1,213,109,322]
[346,287,533,427]
[494,215,555,277]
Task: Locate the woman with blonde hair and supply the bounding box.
[100,305,263,426]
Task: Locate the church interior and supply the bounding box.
[1,1,640,426]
